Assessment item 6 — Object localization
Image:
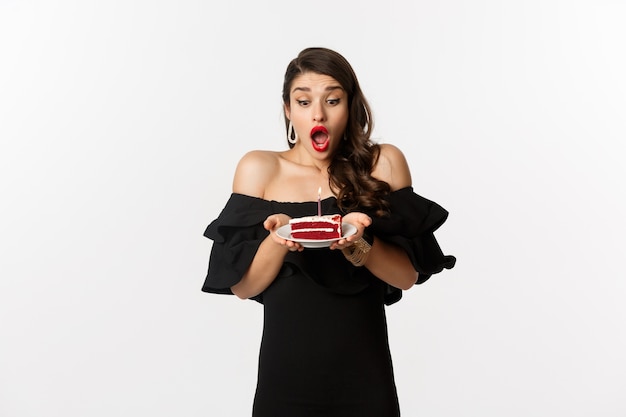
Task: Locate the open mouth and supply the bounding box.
[310,126,329,152]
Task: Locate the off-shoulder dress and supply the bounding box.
[202,187,455,417]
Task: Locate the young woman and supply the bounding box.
[203,47,456,417]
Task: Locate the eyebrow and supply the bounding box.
[291,85,344,93]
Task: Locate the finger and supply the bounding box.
[263,218,276,231]
[359,215,372,228]
[344,234,358,243]
[285,239,300,250]
[330,239,348,250]
[284,238,301,250]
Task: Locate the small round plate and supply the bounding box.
[276,223,357,248]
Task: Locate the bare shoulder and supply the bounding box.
[232,150,280,198]
[372,143,413,191]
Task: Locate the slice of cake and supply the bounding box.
[289,214,343,240]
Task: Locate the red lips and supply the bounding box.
[310,126,329,152]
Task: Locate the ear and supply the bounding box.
[283,103,291,120]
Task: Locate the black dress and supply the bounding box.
[202,187,455,417]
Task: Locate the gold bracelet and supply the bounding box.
[342,237,372,267]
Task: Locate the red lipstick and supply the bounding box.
[310,126,329,152]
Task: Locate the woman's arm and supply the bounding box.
[229,151,302,299]
[362,237,418,290]
[365,144,419,290]
[231,214,302,299]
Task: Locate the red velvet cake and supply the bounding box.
[289,214,343,240]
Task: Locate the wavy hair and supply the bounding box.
[282,47,390,216]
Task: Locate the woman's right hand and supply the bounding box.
[264,214,304,252]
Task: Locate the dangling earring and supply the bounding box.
[287,121,298,144]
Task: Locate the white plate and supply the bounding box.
[276,222,357,248]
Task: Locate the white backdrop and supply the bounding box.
[1,1,625,416]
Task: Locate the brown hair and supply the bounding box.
[282,47,390,216]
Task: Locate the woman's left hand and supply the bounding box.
[329,212,372,250]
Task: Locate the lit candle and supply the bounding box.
[317,187,322,217]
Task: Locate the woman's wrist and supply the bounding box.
[342,230,373,267]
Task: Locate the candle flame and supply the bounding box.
[317,186,321,198]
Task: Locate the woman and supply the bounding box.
[203,47,456,417]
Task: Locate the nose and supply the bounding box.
[313,102,326,122]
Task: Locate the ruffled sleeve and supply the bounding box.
[201,194,271,302]
[202,189,456,306]
[369,187,456,304]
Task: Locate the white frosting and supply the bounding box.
[291,228,335,233]
[289,215,341,225]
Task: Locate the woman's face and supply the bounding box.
[285,72,349,160]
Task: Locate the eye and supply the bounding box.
[327,98,341,106]
[296,100,310,106]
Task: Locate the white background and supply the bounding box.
[1,1,625,416]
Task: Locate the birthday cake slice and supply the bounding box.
[289,214,343,240]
